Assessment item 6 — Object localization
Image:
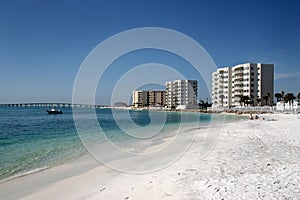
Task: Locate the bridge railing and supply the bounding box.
[0,103,104,108]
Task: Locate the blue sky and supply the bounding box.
[0,0,299,104]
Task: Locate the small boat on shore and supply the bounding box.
[47,108,63,114]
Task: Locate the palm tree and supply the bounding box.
[239,95,243,106]
[239,95,250,106]
[262,95,269,106]
[275,93,282,102]
[244,96,250,106]
[284,93,296,104]
[257,98,261,106]
[281,91,285,100]
[290,93,296,104]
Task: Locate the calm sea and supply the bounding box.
[0,107,242,182]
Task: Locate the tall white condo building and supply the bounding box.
[166,80,198,109]
[212,63,274,108]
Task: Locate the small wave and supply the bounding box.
[0,166,49,184]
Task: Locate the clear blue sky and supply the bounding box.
[0,0,299,104]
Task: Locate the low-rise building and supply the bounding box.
[132,90,166,107]
[132,90,148,107]
[148,90,166,107]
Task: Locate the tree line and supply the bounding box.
[274,91,300,104]
[238,91,300,106]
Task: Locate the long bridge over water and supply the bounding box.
[0,103,105,108]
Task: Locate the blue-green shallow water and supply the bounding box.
[0,107,244,182]
[0,107,85,181]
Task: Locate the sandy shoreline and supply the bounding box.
[1,113,300,199]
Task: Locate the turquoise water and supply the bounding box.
[0,107,85,181]
[0,107,243,181]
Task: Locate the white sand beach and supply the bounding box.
[1,113,300,200]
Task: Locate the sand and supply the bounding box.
[1,113,300,199]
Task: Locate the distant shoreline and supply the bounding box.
[0,104,289,115]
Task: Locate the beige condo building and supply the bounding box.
[132,90,166,107]
[148,90,166,107]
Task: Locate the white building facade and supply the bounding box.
[212,63,274,108]
[212,67,232,108]
[166,80,198,109]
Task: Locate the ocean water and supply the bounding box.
[0,107,243,182]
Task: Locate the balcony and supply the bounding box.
[234,80,243,84]
[234,70,244,76]
[234,84,243,88]
[234,66,244,71]
[234,77,244,82]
